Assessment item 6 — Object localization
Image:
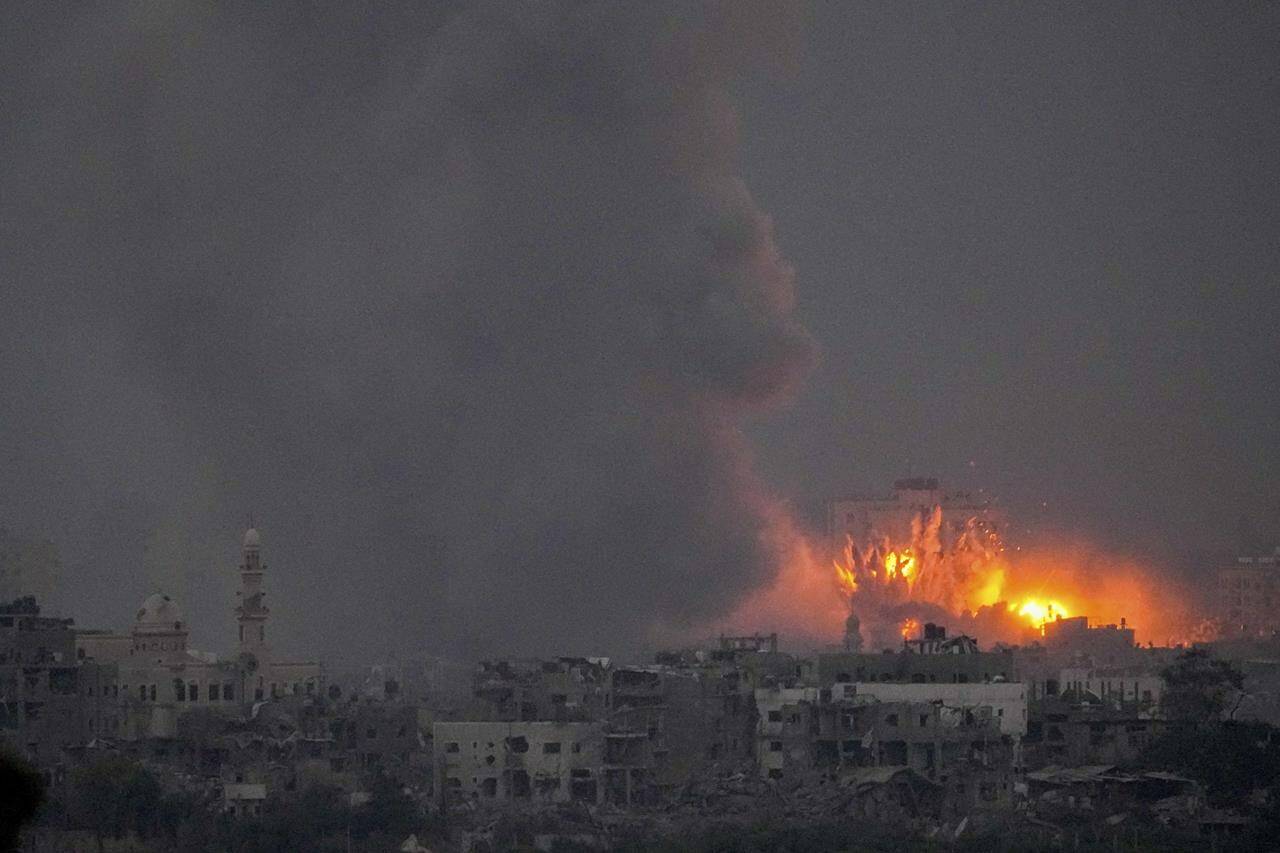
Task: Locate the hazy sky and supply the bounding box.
[741,3,1279,562]
[2,2,1276,662]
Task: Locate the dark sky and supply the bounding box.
[740,3,1279,559]
[1,2,1276,663]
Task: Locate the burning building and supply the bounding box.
[822,478,1192,653]
[828,478,1005,558]
[723,477,1196,653]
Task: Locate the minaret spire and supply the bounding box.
[235,522,269,665]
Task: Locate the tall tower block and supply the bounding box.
[236,526,270,662]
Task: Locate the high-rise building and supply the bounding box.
[827,478,1004,554]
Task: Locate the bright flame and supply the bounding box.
[826,507,1195,648]
[705,492,1203,651]
[1012,598,1069,629]
[900,617,920,640]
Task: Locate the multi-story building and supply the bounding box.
[831,681,1027,738]
[1023,696,1161,769]
[433,720,654,807]
[469,657,610,722]
[754,685,1017,810]
[0,598,120,766]
[815,647,1016,688]
[1218,550,1280,638]
[1057,665,1163,710]
[1041,616,1138,666]
[827,478,1004,554]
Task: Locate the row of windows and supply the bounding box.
[131,640,186,654]
[176,682,235,702]
[444,740,582,755]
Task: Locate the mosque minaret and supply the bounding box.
[235,526,270,664]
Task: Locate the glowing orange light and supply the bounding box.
[1011,598,1069,628]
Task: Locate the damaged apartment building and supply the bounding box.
[755,681,1021,812]
[432,720,654,807]
[455,635,788,803]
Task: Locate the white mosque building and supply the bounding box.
[77,526,324,739]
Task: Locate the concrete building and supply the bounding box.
[0,598,120,765]
[827,478,1004,554]
[816,648,1016,688]
[754,685,1017,810]
[7,526,328,757]
[1042,616,1137,664]
[469,657,610,722]
[1024,696,1161,769]
[904,623,979,656]
[433,720,653,807]
[1058,666,1162,710]
[832,681,1027,738]
[223,782,267,818]
[1218,550,1280,637]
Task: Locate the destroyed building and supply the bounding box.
[816,646,1016,688]
[433,720,655,807]
[0,598,120,767]
[903,623,980,656]
[754,684,1018,812]
[469,657,610,722]
[1023,695,1161,769]
[830,682,1027,738]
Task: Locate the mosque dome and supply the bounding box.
[243,527,261,550]
[135,592,184,634]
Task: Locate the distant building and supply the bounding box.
[433,720,654,807]
[223,782,267,818]
[832,681,1028,738]
[904,623,979,656]
[827,478,1004,553]
[1042,616,1136,663]
[1057,665,1163,710]
[1217,549,1280,638]
[718,633,779,654]
[815,647,1015,688]
[0,598,119,765]
[1023,696,1162,769]
[754,684,1017,810]
[6,526,328,760]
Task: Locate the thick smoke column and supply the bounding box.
[0,3,813,656]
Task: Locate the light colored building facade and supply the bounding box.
[828,478,1005,554]
[832,681,1027,738]
[433,720,653,807]
[73,527,324,741]
[1218,550,1280,638]
[753,684,1018,808]
[1058,666,1162,709]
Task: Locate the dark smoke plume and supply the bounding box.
[0,2,814,658]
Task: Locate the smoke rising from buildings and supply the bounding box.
[0,3,814,657]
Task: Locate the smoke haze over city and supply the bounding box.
[2,2,1278,664]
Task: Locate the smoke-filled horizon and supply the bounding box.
[2,3,1277,663]
[1,2,819,661]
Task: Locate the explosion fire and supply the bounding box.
[712,484,1202,651]
[833,509,1078,644]
[831,504,1193,649]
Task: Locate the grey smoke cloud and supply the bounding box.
[0,2,813,658]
